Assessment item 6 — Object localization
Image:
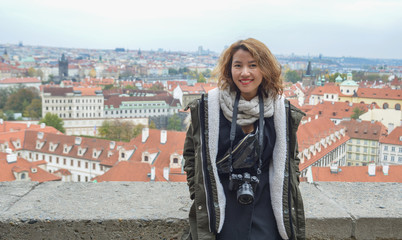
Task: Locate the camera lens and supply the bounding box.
[237,182,254,205]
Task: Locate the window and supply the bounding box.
[78,161,81,167]
[371,148,375,154]
[63,158,66,165]
[399,147,402,153]
[399,157,402,163]
[384,155,388,161]
[56,157,59,164]
[85,162,88,169]
[78,175,81,182]
[356,146,360,152]
[356,154,360,160]
[391,156,395,162]
[384,146,388,151]
[391,147,395,152]
[356,139,360,144]
[85,176,88,182]
[364,140,368,145]
[173,158,178,164]
[144,156,149,162]
[93,163,96,170]
[348,145,352,151]
[71,159,74,166]
[364,147,367,153]
[49,156,52,163]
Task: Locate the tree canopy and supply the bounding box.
[285,70,302,83]
[351,107,366,119]
[167,113,182,131]
[39,113,65,133]
[99,120,143,141]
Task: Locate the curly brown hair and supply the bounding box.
[213,38,283,98]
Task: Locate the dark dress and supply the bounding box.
[216,110,282,240]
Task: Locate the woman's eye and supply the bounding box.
[250,64,257,68]
[233,64,241,68]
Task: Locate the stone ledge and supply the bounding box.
[0,182,401,240]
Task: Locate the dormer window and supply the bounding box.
[144,156,149,162]
[173,158,178,164]
[170,153,182,168]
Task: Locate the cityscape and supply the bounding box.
[0,42,401,184]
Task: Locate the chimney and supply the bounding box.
[7,153,17,164]
[368,164,376,176]
[40,123,46,128]
[163,167,170,181]
[388,123,394,134]
[382,165,389,176]
[27,122,31,128]
[150,167,155,181]
[160,130,167,144]
[0,119,3,124]
[109,141,115,149]
[142,128,149,143]
[349,102,353,107]
[75,137,82,145]
[37,132,44,139]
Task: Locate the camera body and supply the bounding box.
[228,172,259,205]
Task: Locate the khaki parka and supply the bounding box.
[183,88,306,240]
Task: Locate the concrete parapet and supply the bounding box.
[0,182,401,240]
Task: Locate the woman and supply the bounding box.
[183,38,305,240]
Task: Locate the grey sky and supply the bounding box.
[1,0,401,59]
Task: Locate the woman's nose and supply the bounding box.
[241,67,250,76]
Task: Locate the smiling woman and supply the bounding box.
[183,38,306,240]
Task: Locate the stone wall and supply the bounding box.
[0,182,401,240]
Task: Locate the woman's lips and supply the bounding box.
[239,79,253,85]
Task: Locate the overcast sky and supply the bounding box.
[1,0,401,59]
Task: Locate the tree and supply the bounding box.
[168,68,178,75]
[23,99,42,119]
[39,113,65,133]
[149,82,164,91]
[167,113,182,131]
[149,120,156,129]
[4,87,40,113]
[285,70,301,83]
[26,67,36,77]
[133,124,145,137]
[89,68,97,78]
[197,73,206,83]
[103,84,115,90]
[351,107,365,120]
[99,119,137,141]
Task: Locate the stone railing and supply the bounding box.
[0,182,401,240]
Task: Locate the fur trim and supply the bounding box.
[207,88,226,232]
[270,96,288,239]
[207,88,288,238]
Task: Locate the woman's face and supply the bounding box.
[231,49,263,101]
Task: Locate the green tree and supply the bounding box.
[124,84,138,90]
[99,119,136,141]
[149,82,164,91]
[39,113,65,133]
[26,67,36,77]
[103,84,115,90]
[4,88,40,113]
[168,68,178,75]
[167,113,182,131]
[133,124,145,137]
[23,99,42,119]
[197,73,206,83]
[351,107,366,119]
[285,70,301,83]
[149,120,156,129]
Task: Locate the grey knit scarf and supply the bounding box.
[219,86,274,126]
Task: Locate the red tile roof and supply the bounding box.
[380,126,402,145]
[73,87,102,96]
[303,101,374,120]
[310,84,342,96]
[339,119,387,141]
[0,152,61,182]
[0,77,40,84]
[356,87,402,100]
[96,129,187,182]
[310,165,402,182]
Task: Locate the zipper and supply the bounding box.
[199,95,216,233]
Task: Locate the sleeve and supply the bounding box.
[183,122,196,200]
[293,136,301,184]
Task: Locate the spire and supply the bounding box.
[306,61,312,76]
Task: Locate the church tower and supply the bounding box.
[58,54,69,82]
[302,61,315,87]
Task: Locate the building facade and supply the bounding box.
[42,87,104,119]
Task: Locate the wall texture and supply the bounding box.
[0,181,401,240]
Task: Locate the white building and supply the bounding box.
[42,87,104,119]
[104,94,181,119]
[17,130,134,182]
[380,126,402,165]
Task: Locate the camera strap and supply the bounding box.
[228,91,265,175]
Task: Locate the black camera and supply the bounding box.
[229,172,259,205]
